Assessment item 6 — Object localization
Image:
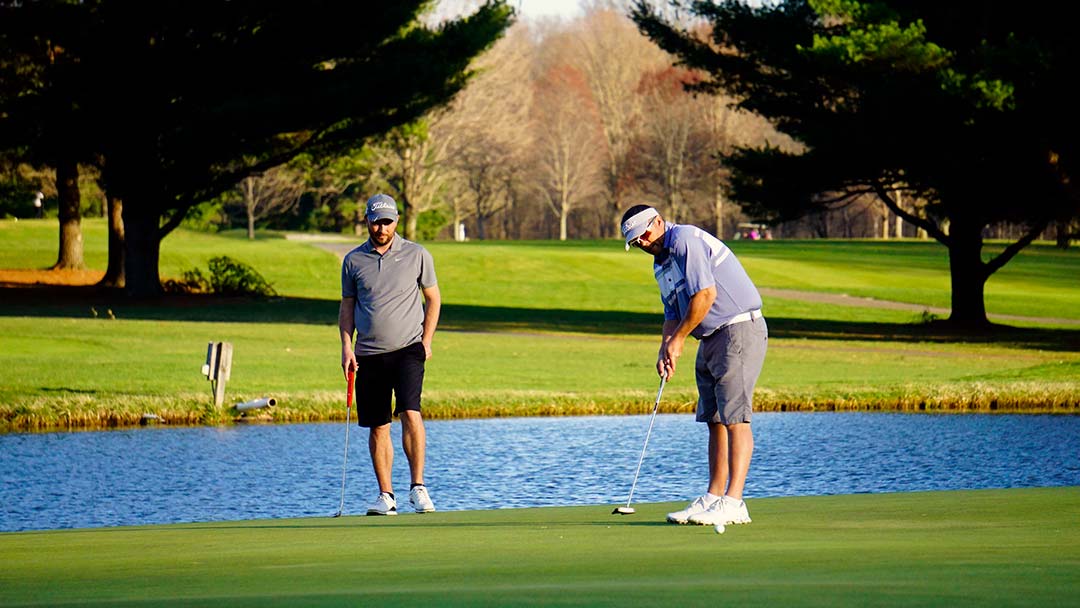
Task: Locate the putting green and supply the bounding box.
[1,487,1077,606]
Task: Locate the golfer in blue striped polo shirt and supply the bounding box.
[621,204,767,527]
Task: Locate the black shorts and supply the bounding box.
[355,342,426,428]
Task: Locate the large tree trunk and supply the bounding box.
[946,220,991,328]
[559,199,568,241]
[243,177,256,240]
[98,194,125,288]
[404,207,418,241]
[1057,218,1073,249]
[122,205,163,298]
[475,212,487,241]
[51,159,85,270]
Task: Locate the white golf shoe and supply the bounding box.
[409,485,436,513]
[687,496,751,526]
[666,495,717,524]
[366,492,398,516]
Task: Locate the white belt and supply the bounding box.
[721,309,763,328]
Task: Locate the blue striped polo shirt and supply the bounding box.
[653,222,762,339]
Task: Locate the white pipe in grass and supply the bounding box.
[234,397,277,412]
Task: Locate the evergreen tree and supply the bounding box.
[633,0,1080,327]
[2,1,513,296]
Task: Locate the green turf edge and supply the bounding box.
[1,487,1077,607]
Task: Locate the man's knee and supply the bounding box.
[399,409,424,428]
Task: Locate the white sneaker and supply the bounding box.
[687,497,751,526]
[409,485,436,513]
[366,492,397,516]
[666,495,718,524]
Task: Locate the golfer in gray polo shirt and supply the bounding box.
[621,204,767,527]
[339,193,441,516]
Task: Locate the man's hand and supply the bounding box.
[422,339,433,360]
[656,286,715,380]
[341,347,357,378]
[660,334,685,379]
[655,358,672,380]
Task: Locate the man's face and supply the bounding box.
[366,217,398,246]
[630,216,663,255]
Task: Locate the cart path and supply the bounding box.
[308,241,1080,327]
[758,288,1080,326]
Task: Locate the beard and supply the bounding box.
[367,223,396,247]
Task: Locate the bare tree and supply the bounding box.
[293,150,379,235]
[371,112,462,240]
[573,7,667,236]
[446,24,534,239]
[696,88,785,238]
[632,67,713,223]
[235,165,304,240]
[530,60,604,240]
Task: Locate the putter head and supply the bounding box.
[331,511,342,518]
[612,506,635,515]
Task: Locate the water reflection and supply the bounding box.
[1,413,1078,532]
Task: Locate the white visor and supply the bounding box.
[621,208,658,250]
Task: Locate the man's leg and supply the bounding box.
[399,410,426,486]
[369,423,394,494]
[706,421,728,497]
[724,422,754,500]
[690,421,754,525]
[393,343,436,513]
[711,319,765,500]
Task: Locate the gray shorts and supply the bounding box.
[695,317,767,425]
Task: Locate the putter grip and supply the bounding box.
[346,370,355,409]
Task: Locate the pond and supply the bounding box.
[2,412,1078,532]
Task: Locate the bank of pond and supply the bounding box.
[4,385,1078,433]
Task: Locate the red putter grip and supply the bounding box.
[346,370,355,409]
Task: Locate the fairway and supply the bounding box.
[1,219,1079,429]
[1,487,1077,607]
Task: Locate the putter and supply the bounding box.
[332,369,355,517]
[613,374,667,515]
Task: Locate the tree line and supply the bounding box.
[3,0,1078,326]
[0,4,804,256]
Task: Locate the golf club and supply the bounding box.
[332,369,355,517]
[612,373,667,515]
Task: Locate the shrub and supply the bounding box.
[207,256,277,296]
[165,256,276,297]
[163,268,212,294]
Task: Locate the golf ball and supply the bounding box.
[714,524,725,534]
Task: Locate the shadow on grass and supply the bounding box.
[1,284,1077,351]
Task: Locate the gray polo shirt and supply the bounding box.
[341,235,437,356]
[654,222,762,339]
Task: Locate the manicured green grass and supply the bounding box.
[1,219,1078,430]
[735,239,1080,321]
[4,219,1079,321]
[1,314,1077,429]
[1,487,1077,607]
